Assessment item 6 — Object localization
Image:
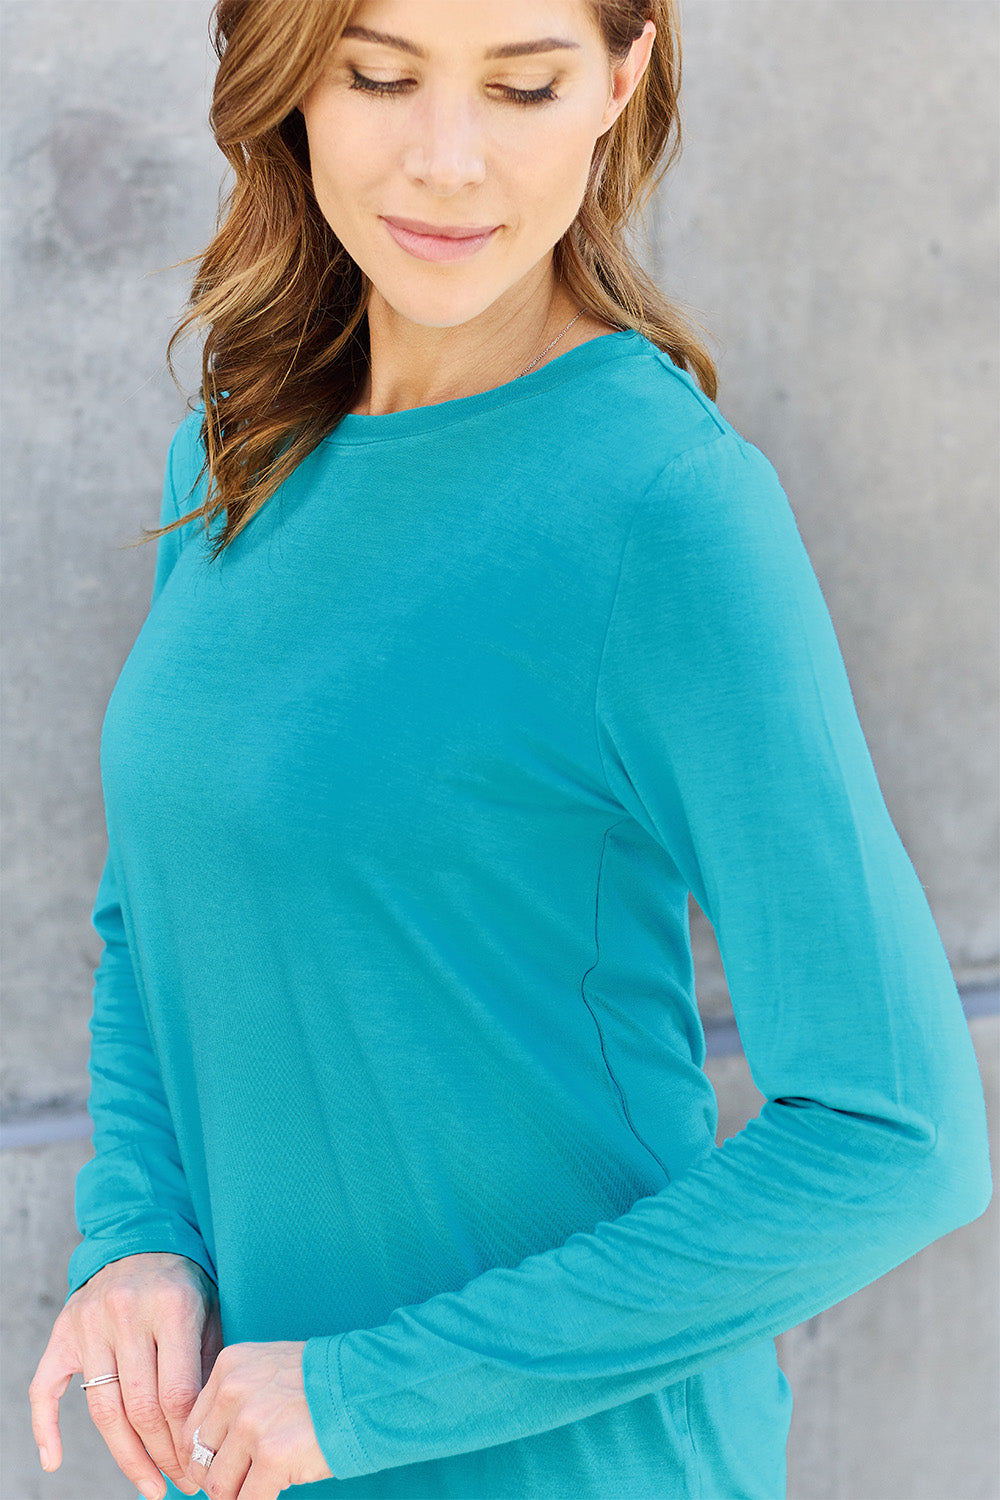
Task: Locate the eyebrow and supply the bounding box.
[339,25,582,61]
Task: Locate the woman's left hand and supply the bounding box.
[180,1341,334,1498]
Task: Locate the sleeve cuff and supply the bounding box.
[303,1334,372,1481]
[66,1225,217,1302]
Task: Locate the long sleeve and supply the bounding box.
[301,430,993,1480]
[66,413,215,1298]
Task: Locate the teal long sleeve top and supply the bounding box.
[68,329,992,1499]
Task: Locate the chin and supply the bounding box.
[368,282,503,331]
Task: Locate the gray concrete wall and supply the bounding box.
[2,3,997,1498]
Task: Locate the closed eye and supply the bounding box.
[348,69,559,106]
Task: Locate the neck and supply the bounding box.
[350,276,586,418]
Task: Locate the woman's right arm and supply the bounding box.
[67,849,217,1298]
[29,414,217,1500]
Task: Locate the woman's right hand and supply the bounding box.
[29,1250,222,1500]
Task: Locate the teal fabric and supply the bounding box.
[69,330,992,1498]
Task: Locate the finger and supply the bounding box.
[155,1329,205,1494]
[81,1345,168,1500]
[235,1457,273,1500]
[117,1333,194,1493]
[192,1431,250,1500]
[180,1366,220,1488]
[28,1333,78,1471]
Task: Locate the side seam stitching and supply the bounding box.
[681,1376,704,1499]
[579,817,672,1181]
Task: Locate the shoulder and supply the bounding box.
[597,341,794,543]
[155,405,210,554]
[583,334,783,507]
[164,404,208,513]
[593,350,820,611]
[583,334,725,460]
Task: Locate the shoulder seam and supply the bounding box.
[648,348,731,437]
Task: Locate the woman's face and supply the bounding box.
[300,0,651,329]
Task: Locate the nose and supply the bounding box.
[401,87,488,195]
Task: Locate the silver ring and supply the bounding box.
[191,1425,216,1469]
[80,1372,120,1389]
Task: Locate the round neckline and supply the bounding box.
[325,328,644,445]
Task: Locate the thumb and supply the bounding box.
[29,1333,79,1472]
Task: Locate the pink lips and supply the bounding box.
[381,216,499,263]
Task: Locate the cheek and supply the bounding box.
[516,119,597,221]
[303,96,382,193]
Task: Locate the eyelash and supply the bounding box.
[348,68,559,107]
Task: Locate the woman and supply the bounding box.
[29,1,992,1497]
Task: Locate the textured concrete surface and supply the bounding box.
[2,3,997,1498]
[2,1,221,1113]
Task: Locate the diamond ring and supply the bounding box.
[191,1426,216,1469]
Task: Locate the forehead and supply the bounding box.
[340,0,599,58]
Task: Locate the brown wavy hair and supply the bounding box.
[149,0,717,560]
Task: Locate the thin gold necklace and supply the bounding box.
[516,309,585,379]
[353,310,586,413]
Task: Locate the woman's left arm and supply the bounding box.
[191,432,993,1488]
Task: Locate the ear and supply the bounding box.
[600,20,657,134]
